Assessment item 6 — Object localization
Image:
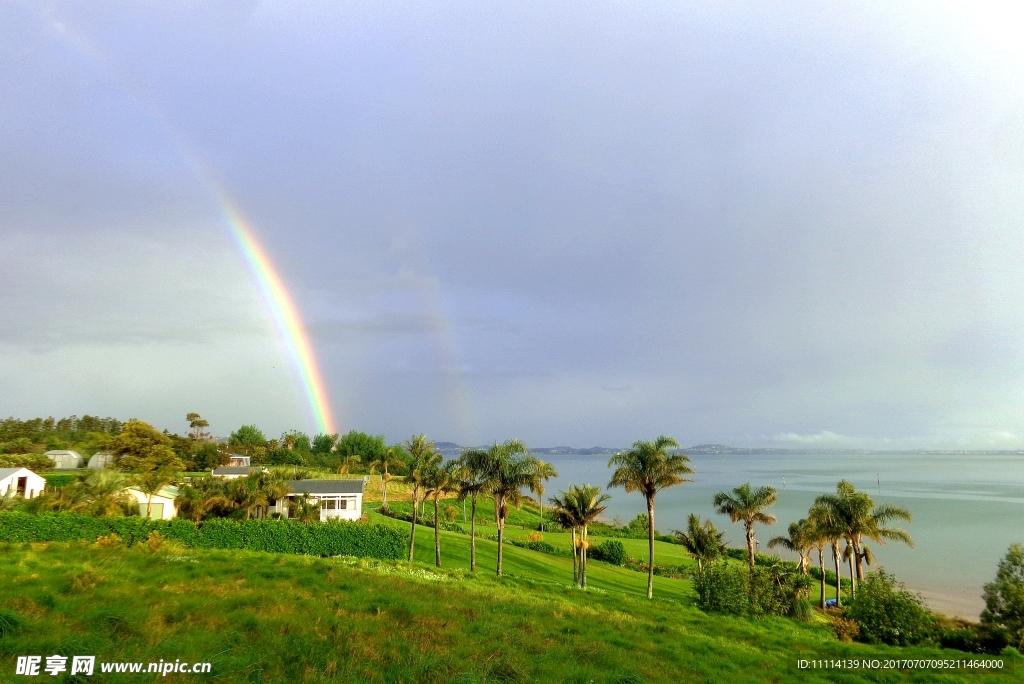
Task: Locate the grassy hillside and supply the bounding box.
[0,540,1018,684]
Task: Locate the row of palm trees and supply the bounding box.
[677,480,913,609]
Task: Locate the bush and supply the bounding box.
[981,543,1024,651]
[844,570,932,646]
[589,540,626,566]
[0,511,407,560]
[693,563,791,617]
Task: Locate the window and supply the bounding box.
[326,499,336,510]
[339,499,348,509]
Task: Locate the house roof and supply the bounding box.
[287,479,365,495]
[128,485,179,499]
[0,467,40,480]
[44,450,82,457]
[212,466,261,475]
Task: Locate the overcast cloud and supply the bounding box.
[2,1,1024,447]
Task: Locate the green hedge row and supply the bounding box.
[0,512,407,560]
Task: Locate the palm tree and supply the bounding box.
[809,501,846,607]
[0,489,19,512]
[803,513,831,608]
[368,446,405,512]
[176,480,230,524]
[548,487,583,584]
[338,454,362,476]
[70,470,136,517]
[458,448,490,571]
[713,483,778,570]
[768,519,813,574]
[401,435,442,562]
[673,513,727,575]
[289,493,320,524]
[609,436,693,599]
[423,459,461,567]
[814,480,913,597]
[480,439,538,577]
[548,484,610,588]
[530,460,559,532]
[134,467,179,518]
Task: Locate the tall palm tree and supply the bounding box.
[814,480,913,597]
[548,484,610,588]
[289,492,320,524]
[70,470,135,517]
[458,448,491,571]
[338,454,362,476]
[401,435,442,562]
[134,467,179,518]
[673,513,727,575]
[809,501,846,607]
[530,460,559,532]
[608,436,693,599]
[803,513,831,608]
[176,480,230,524]
[480,439,538,577]
[368,446,405,512]
[768,519,813,574]
[423,459,461,568]
[712,483,778,570]
[548,486,583,584]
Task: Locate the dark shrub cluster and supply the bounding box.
[589,540,626,566]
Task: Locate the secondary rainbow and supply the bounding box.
[219,197,336,435]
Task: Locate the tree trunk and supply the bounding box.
[433,495,441,568]
[571,527,578,585]
[496,495,504,577]
[745,522,756,570]
[832,542,841,607]
[380,473,388,510]
[408,488,418,562]
[854,537,865,580]
[580,525,587,588]
[470,495,477,572]
[146,495,153,518]
[539,497,544,532]
[848,547,856,598]
[646,497,655,599]
[818,548,826,609]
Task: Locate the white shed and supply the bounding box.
[87,452,116,469]
[45,450,85,469]
[0,468,46,499]
[127,485,179,520]
[271,479,366,522]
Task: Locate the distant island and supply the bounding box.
[436,441,1024,456]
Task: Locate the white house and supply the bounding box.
[211,466,266,479]
[0,468,46,499]
[127,485,179,520]
[227,455,251,467]
[87,452,115,469]
[45,450,85,469]
[271,479,365,521]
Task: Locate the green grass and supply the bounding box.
[0,540,1018,684]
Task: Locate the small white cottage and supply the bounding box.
[271,479,365,522]
[227,455,251,467]
[0,468,46,499]
[87,452,116,469]
[44,450,85,469]
[127,485,179,520]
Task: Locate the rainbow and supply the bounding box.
[218,196,337,436]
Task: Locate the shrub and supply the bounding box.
[981,543,1024,651]
[831,615,861,643]
[693,563,791,617]
[0,512,407,560]
[589,540,626,566]
[94,532,123,548]
[844,570,932,646]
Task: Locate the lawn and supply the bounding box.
[0,540,1018,684]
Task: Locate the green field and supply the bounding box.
[1,529,1020,683]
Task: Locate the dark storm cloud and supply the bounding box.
[2,1,1024,446]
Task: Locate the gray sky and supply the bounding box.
[3,1,1024,448]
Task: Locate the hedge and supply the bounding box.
[0,512,407,560]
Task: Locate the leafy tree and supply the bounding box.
[106,420,182,472]
[608,436,694,598]
[981,543,1024,650]
[311,432,340,455]
[335,431,385,462]
[845,570,932,646]
[548,484,610,587]
[401,435,442,562]
[713,483,778,570]
[280,431,312,453]
[229,425,267,450]
[186,413,210,441]
[67,470,136,517]
[674,513,727,574]
[481,439,538,577]
[176,479,231,523]
[530,459,558,532]
[0,453,53,471]
[458,448,491,571]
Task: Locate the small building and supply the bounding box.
[45,450,85,470]
[127,485,179,520]
[211,466,266,479]
[0,467,46,499]
[227,455,251,467]
[87,452,116,469]
[271,479,365,522]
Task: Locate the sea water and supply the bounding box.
[544,451,1024,618]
